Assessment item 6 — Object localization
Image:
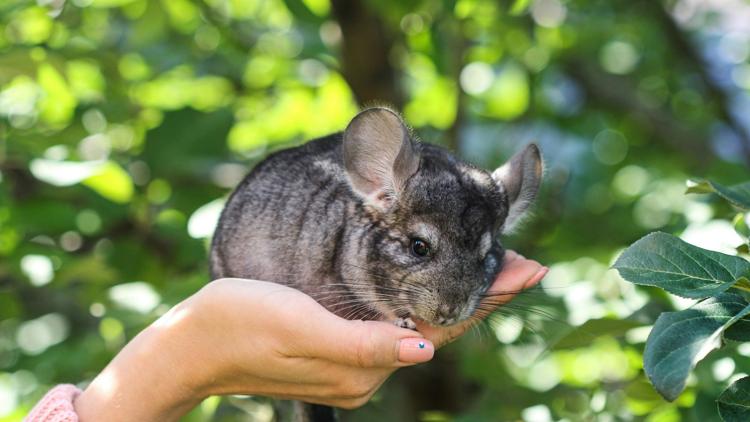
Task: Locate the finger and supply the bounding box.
[487,258,545,304]
[413,319,468,349]
[256,365,391,403]
[504,249,520,262]
[309,319,435,368]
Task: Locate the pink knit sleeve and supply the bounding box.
[24,384,81,422]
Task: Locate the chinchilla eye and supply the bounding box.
[410,238,431,257]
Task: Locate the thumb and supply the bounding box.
[313,319,435,368]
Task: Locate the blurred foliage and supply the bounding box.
[1,0,750,421]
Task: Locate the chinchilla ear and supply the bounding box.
[492,143,543,233]
[343,107,420,209]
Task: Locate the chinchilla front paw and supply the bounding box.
[394,317,417,330]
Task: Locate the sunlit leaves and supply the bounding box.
[130,66,234,111]
[404,55,457,129]
[89,0,139,8]
[37,64,77,126]
[613,232,750,299]
[82,161,134,204]
[0,75,41,126]
[300,0,329,16]
[483,63,529,120]
[160,0,200,33]
[118,53,151,81]
[229,74,356,153]
[243,55,284,89]
[66,60,106,103]
[6,6,53,45]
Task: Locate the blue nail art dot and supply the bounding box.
[418,341,425,349]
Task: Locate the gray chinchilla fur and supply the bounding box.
[210,107,543,421]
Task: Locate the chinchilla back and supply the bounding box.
[210,134,362,303]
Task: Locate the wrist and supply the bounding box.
[74,299,213,421]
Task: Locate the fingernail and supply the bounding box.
[526,267,548,288]
[398,338,434,363]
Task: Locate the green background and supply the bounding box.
[1,0,749,420]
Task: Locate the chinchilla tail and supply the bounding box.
[293,401,337,422]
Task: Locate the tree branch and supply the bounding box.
[648,1,750,166]
[563,57,713,169]
[329,0,402,108]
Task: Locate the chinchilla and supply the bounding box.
[210,107,543,421]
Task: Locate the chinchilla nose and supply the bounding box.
[435,303,460,326]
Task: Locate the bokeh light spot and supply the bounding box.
[76,209,102,234]
[460,62,494,95]
[16,313,69,355]
[20,255,54,286]
[188,199,225,239]
[612,165,649,198]
[108,282,161,314]
[592,129,628,165]
[599,41,639,75]
[531,0,566,28]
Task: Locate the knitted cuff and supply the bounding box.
[24,384,82,422]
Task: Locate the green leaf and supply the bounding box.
[509,0,531,15]
[712,182,750,210]
[613,232,750,299]
[37,63,76,126]
[551,318,645,350]
[82,161,134,204]
[717,376,750,422]
[734,214,750,238]
[724,316,750,342]
[644,293,750,401]
[686,179,715,194]
[687,180,750,210]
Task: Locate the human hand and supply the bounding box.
[184,278,433,409]
[74,278,434,421]
[74,250,545,421]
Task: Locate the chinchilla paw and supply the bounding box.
[394,317,417,330]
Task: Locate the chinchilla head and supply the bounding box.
[340,107,543,326]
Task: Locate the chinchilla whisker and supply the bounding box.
[466,318,490,345]
[310,290,398,301]
[318,282,412,294]
[319,283,413,296]
[335,299,396,316]
[317,288,420,303]
[317,292,412,304]
[485,304,571,330]
[338,303,372,319]
[333,298,394,310]
[480,290,529,298]
[466,311,550,341]
[341,305,381,321]
[339,263,393,277]
[492,302,559,319]
[479,286,555,299]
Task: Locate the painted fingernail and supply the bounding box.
[398,338,434,363]
[525,267,548,288]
